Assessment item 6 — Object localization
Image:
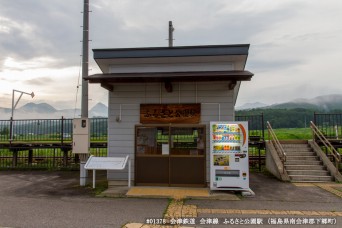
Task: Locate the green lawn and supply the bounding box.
[271,128,312,140]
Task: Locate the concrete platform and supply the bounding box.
[101,186,240,200]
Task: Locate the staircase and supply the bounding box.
[282,142,333,182]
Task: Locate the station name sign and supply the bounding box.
[140,104,201,124]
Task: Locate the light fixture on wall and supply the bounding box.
[164,81,173,93]
[228,81,237,90]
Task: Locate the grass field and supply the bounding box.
[271,128,312,140]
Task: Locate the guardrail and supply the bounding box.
[266,121,286,173]
[310,121,341,174]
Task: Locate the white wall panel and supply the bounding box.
[107,81,235,181]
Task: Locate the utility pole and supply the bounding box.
[79,0,90,187]
[168,21,174,47]
[81,0,89,118]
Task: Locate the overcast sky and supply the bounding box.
[0,0,341,110]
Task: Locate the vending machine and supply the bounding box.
[210,121,254,195]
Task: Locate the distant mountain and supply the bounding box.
[90,102,108,117]
[236,94,342,129]
[0,102,108,119]
[269,94,342,111]
[1,94,341,120]
[18,102,57,113]
[236,102,268,110]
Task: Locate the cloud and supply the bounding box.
[1,0,342,109]
[25,77,54,86]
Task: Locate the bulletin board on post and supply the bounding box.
[84,155,131,188]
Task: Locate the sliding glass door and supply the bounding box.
[135,124,206,187]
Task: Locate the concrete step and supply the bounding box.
[285,160,322,165]
[284,152,316,156]
[287,170,330,176]
[286,156,319,161]
[285,165,326,170]
[289,175,333,182]
[282,144,310,148]
[284,148,313,153]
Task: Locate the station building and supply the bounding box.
[86,44,254,186]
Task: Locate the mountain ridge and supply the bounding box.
[0,102,108,119]
[237,94,342,111]
[1,94,341,119]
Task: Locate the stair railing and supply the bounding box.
[310,121,341,174]
[266,121,286,173]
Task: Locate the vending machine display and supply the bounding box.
[210,121,254,195]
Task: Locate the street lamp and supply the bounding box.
[10,89,35,142]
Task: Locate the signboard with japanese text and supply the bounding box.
[140,104,201,124]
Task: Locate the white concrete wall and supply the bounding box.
[107,81,235,181]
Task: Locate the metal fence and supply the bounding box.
[0,117,107,169]
[1,116,266,170]
[313,113,342,139]
[236,113,265,143]
[0,117,107,143]
[0,147,107,169]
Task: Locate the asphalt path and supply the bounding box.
[1,171,342,228]
[0,171,168,228]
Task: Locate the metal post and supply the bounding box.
[9,117,13,145]
[63,149,68,167]
[93,169,96,189]
[168,21,174,47]
[128,158,131,188]
[81,0,89,118]
[28,149,33,165]
[80,0,90,187]
[61,116,64,145]
[258,145,261,172]
[80,160,87,186]
[10,89,34,142]
[12,149,18,167]
[261,112,265,141]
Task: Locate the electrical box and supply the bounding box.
[72,118,90,154]
[73,118,89,135]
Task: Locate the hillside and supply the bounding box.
[0,102,108,119]
[267,94,342,111]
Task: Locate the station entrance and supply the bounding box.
[135,125,206,187]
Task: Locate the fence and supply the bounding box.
[0,117,107,143]
[236,113,265,143]
[0,117,107,169]
[313,113,342,140]
[1,115,266,170]
[0,147,107,169]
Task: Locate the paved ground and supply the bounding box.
[0,171,168,228]
[0,170,341,228]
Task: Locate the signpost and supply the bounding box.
[85,155,131,188]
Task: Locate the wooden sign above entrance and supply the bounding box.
[140,104,201,124]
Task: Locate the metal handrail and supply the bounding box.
[266,121,286,173]
[310,121,341,173]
